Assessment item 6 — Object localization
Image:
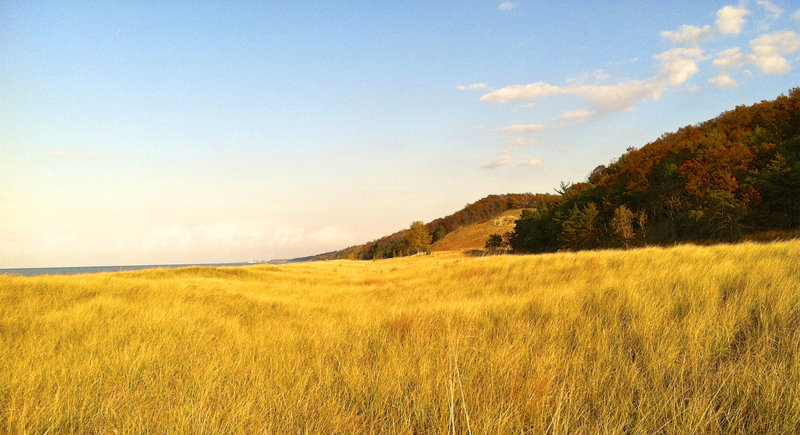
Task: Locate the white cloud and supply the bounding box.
[709,73,739,88]
[660,24,714,45]
[522,158,542,166]
[794,9,800,23]
[750,30,800,74]
[480,79,652,110]
[556,109,596,120]
[712,47,752,70]
[756,0,782,19]
[716,5,750,35]
[498,2,516,11]
[457,83,488,91]
[483,83,561,102]
[480,155,511,169]
[557,145,570,151]
[654,47,707,85]
[500,123,545,133]
[481,47,706,114]
[712,32,800,75]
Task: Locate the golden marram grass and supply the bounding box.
[2,240,800,432]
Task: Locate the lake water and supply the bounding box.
[0,262,256,277]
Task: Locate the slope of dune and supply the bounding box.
[431,209,521,251]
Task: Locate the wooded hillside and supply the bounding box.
[512,88,800,253]
[311,193,557,260]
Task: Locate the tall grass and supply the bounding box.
[2,241,799,432]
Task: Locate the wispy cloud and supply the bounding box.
[457,82,488,91]
[660,24,714,45]
[556,109,596,120]
[480,155,511,169]
[566,69,611,85]
[481,48,707,114]
[713,47,751,70]
[709,73,738,88]
[522,158,542,166]
[756,0,782,19]
[716,5,750,35]
[498,2,516,11]
[500,124,545,133]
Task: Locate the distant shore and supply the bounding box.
[0,262,254,277]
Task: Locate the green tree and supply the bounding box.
[510,207,561,253]
[751,151,800,228]
[559,203,599,250]
[432,224,447,242]
[485,233,503,250]
[407,221,432,254]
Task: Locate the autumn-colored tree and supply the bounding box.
[407,221,432,254]
[610,205,635,248]
[510,88,800,253]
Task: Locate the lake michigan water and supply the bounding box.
[0,263,255,277]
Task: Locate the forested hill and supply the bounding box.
[512,88,800,253]
[311,193,557,260]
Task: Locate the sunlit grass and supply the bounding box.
[2,241,799,432]
[431,208,521,252]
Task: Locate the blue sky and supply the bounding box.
[2,1,799,267]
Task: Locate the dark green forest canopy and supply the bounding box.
[511,88,800,253]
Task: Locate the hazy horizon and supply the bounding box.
[3,1,799,268]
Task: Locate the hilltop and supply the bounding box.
[310,193,557,260]
[430,208,521,252]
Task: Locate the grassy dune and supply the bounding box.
[2,241,800,432]
[431,208,521,252]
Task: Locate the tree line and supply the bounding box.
[511,88,800,253]
[313,193,557,260]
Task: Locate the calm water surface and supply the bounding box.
[0,263,254,277]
